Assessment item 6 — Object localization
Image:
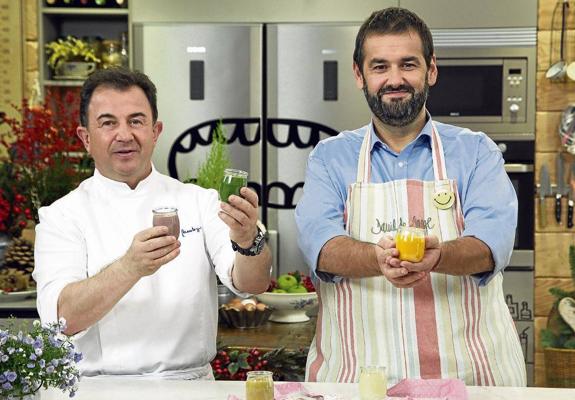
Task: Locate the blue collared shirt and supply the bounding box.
[295,118,518,286]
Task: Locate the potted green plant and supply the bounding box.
[45,36,100,79]
[540,244,575,387]
[190,120,231,191]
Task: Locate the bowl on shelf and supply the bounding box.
[255,292,318,323]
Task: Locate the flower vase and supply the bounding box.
[22,391,41,400]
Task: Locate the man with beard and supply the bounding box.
[295,8,525,386]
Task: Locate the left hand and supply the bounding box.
[218,187,259,248]
[387,235,441,274]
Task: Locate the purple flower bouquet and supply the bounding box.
[0,319,82,399]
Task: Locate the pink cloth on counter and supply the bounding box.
[387,378,468,400]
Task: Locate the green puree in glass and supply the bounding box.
[219,175,247,202]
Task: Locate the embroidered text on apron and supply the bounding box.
[306,122,526,386]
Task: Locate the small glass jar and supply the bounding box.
[359,366,387,400]
[152,207,180,239]
[245,370,274,400]
[219,168,248,203]
[101,40,122,69]
[395,226,426,262]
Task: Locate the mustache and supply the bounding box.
[378,84,415,96]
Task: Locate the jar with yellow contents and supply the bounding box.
[245,371,274,400]
[395,226,426,262]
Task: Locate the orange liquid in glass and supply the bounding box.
[395,228,425,262]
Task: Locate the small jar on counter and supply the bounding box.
[245,371,274,400]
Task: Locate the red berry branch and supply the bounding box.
[211,346,307,382]
[0,90,92,237]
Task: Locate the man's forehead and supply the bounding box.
[363,31,424,57]
[88,86,152,117]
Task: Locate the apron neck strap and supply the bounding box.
[356,120,449,183]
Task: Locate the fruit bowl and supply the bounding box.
[255,292,318,323]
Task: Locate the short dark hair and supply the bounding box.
[353,7,434,72]
[79,68,158,127]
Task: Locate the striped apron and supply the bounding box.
[306,122,526,386]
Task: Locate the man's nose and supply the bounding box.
[115,123,134,141]
[386,66,404,86]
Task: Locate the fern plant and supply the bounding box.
[192,120,230,191]
[540,245,575,349]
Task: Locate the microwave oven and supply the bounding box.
[427,29,536,140]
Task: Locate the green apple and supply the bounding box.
[287,285,308,294]
[277,274,298,291]
[272,288,287,293]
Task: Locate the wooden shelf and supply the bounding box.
[44,79,85,87]
[41,7,129,16]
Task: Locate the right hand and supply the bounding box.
[375,236,427,289]
[119,226,181,278]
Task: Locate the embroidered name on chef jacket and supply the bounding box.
[181,226,202,237]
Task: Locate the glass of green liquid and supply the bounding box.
[219,168,248,203]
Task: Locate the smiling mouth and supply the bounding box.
[114,149,138,156]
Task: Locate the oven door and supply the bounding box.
[505,163,534,255]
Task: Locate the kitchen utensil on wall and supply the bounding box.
[559,104,575,154]
[555,153,566,224]
[570,162,575,228]
[539,165,551,228]
[546,0,570,80]
[567,61,575,81]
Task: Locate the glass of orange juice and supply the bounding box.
[395,226,425,262]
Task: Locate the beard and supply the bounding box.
[363,77,429,127]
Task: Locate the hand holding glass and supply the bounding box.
[219,168,248,203]
[152,207,180,239]
[395,226,425,262]
[359,366,387,400]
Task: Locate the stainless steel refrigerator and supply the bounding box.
[266,23,370,273]
[133,23,262,186]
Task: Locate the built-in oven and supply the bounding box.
[427,28,536,141]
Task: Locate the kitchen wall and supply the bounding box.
[535,0,575,387]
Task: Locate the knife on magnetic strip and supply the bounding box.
[540,165,551,228]
[569,162,575,229]
[555,154,565,224]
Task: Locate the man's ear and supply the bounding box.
[353,62,365,90]
[76,126,90,153]
[152,121,163,144]
[428,54,438,87]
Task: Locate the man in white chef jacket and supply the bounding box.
[33,68,272,379]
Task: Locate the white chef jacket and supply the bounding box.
[33,167,244,378]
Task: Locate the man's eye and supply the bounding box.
[129,119,144,126]
[102,120,116,127]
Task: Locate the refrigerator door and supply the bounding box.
[133,23,262,184]
[267,24,370,275]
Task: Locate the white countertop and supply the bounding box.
[37,378,575,400]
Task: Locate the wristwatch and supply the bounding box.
[231,224,266,256]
